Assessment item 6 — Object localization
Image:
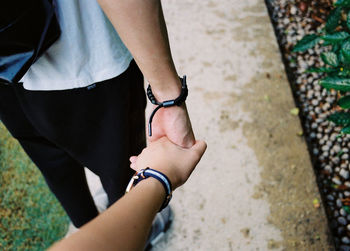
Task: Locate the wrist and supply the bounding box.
[150,78,182,101]
[126,168,173,211]
[141,178,166,198]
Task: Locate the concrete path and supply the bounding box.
[82,0,333,250]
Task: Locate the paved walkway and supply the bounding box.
[84,0,333,250]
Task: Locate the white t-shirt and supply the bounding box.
[21,0,133,91]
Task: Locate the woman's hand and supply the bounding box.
[130,137,206,190]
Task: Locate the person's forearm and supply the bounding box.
[49,179,165,251]
[97,0,181,100]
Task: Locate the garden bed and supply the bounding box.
[265,0,350,250]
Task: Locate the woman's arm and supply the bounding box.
[49,178,165,251]
[49,137,207,251]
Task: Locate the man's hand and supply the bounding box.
[148,77,195,148]
[130,137,207,190]
[148,103,195,148]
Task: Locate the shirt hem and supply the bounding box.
[22,55,134,91]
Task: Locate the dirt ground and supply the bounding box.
[151,0,334,250]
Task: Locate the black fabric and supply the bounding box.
[0,60,146,227]
[0,0,60,84]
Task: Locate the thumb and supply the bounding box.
[190,140,207,159]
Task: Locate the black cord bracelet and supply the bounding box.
[147,76,188,136]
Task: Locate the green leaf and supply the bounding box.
[326,7,342,33]
[323,40,333,46]
[339,51,346,64]
[305,67,336,73]
[328,111,350,126]
[321,52,339,67]
[342,125,350,133]
[293,34,320,52]
[342,39,350,63]
[347,10,350,30]
[332,43,341,52]
[337,68,350,77]
[322,32,350,43]
[344,206,350,214]
[338,95,350,108]
[320,77,350,91]
[335,0,350,7]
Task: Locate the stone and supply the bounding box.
[335,210,340,217]
[342,237,350,245]
[290,6,297,15]
[322,145,329,152]
[333,177,342,185]
[338,217,347,226]
[337,199,343,208]
[340,169,350,180]
[340,208,346,216]
[327,194,334,201]
[324,165,332,173]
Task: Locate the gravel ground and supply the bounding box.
[266,0,350,249]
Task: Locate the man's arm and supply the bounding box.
[97,0,195,147]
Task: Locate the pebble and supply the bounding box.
[337,199,343,208]
[340,169,350,180]
[338,217,347,226]
[342,154,349,160]
[340,208,346,216]
[322,145,329,152]
[343,237,350,245]
[333,177,342,185]
[339,227,346,235]
[290,6,297,15]
[324,165,332,173]
[327,194,334,201]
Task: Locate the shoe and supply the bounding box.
[145,205,173,250]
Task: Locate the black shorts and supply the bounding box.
[0,60,146,227]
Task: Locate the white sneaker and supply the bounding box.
[145,205,174,250]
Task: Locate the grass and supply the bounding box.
[0,123,69,250]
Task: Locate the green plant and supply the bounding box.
[0,123,69,250]
[293,0,350,134]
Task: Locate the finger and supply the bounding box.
[190,140,207,158]
[129,156,138,163]
[130,162,137,171]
